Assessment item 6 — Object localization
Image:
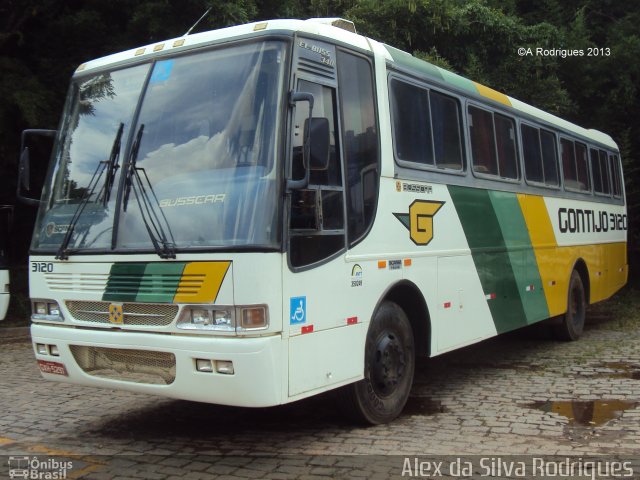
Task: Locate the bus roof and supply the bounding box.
[74,19,370,75]
[74,17,617,151]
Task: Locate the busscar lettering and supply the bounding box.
[557,207,627,234]
[159,194,226,208]
[402,182,433,194]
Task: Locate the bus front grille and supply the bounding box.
[66,301,178,326]
[70,346,176,385]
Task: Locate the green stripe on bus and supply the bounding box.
[103,262,186,303]
[103,263,147,302]
[136,262,185,303]
[438,69,478,96]
[385,44,444,82]
[448,186,528,333]
[488,191,549,324]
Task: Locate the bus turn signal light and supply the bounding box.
[240,307,267,329]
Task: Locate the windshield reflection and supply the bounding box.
[32,64,149,251]
[118,41,285,250]
[33,41,286,253]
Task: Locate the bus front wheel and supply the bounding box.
[554,270,586,341]
[338,301,415,424]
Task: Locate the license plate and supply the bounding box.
[37,360,68,376]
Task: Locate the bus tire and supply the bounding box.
[337,301,415,424]
[554,270,586,341]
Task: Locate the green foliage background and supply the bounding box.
[1,0,639,276]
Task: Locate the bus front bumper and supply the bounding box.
[31,323,284,407]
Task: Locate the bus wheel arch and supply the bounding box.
[554,262,589,341]
[336,281,430,424]
[572,258,591,305]
[381,280,431,357]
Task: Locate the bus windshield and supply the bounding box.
[32,40,287,254]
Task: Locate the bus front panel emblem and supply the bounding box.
[108,303,124,324]
[394,200,444,246]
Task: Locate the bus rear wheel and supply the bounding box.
[554,270,586,341]
[337,301,415,424]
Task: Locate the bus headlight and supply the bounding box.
[213,309,234,328]
[31,299,64,322]
[190,308,212,325]
[177,306,235,332]
[34,302,47,315]
[177,305,268,333]
[47,303,61,316]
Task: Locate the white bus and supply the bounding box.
[26,18,626,424]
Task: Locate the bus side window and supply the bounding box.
[610,154,623,197]
[591,147,611,195]
[561,138,579,190]
[337,50,379,246]
[494,113,518,179]
[598,149,611,195]
[575,142,590,192]
[562,138,590,192]
[469,106,518,179]
[522,124,559,187]
[291,81,341,187]
[522,124,543,183]
[469,106,497,176]
[590,147,603,193]
[430,90,463,170]
[540,129,559,186]
[390,79,433,166]
[289,80,345,268]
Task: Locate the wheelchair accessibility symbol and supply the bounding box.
[290,296,307,325]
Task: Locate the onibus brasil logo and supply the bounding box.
[8,456,73,479]
[394,200,445,246]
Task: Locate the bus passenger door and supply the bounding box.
[284,44,365,398]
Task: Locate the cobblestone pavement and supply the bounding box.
[1,306,639,479]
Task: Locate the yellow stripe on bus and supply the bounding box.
[518,194,628,316]
[174,261,231,303]
[473,82,512,107]
[517,194,565,316]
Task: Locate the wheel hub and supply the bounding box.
[569,284,584,327]
[372,332,406,396]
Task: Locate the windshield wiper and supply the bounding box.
[122,124,177,259]
[122,124,143,212]
[101,122,124,206]
[56,123,124,260]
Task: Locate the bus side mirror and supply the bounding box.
[306,117,330,171]
[287,91,314,190]
[17,129,56,206]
